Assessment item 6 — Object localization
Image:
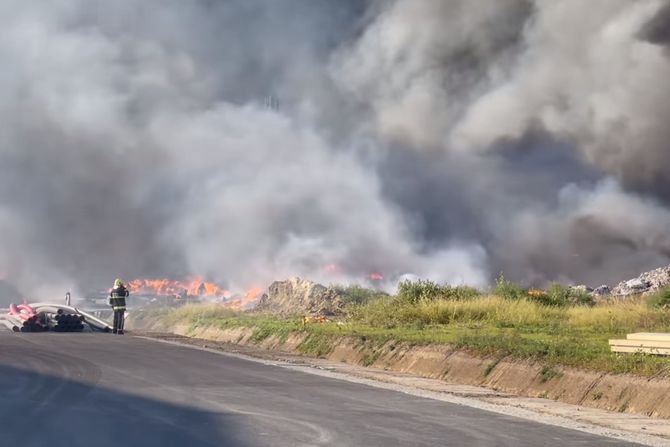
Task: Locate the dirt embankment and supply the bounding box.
[131,316,670,420]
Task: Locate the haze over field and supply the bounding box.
[1,0,670,297]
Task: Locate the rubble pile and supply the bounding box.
[256,277,343,316]
[610,266,670,297]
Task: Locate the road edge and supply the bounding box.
[135,334,670,447]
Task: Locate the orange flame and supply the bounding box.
[323,263,341,273]
[127,277,229,297]
[368,272,384,281]
[223,286,265,309]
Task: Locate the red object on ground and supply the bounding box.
[9,303,36,321]
[17,304,35,315]
[8,303,19,315]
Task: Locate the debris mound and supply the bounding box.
[257,277,343,316]
[610,265,670,297]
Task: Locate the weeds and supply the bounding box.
[361,350,381,367]
[334,285,387,306]
[298,333,336,357]
[157,278,670,377]
[250,326,274,343]
[484,357,504,377]
[539,365,563,383]
[647,287,670,309]
[492,273,527,300]
[534,283,595,307]
[396,280,480,304]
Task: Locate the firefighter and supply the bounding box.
[109,279,129,334]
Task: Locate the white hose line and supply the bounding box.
[29,303,113,332]
[0,314,24,326]
[0,317,19,332]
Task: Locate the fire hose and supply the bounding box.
[30,303,113,332]
[1,303,113,333]
[0,314,22,332]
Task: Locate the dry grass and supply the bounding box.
[351,295,564,328]
[162,304,241,325]
[566,299,670,333]
[350,293,670,333]
[165,294,670,338]
[155,289,670,376]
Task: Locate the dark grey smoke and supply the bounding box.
[641,1,670,45]
[1,0,669,298]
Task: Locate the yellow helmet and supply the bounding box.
[114,278,124,288]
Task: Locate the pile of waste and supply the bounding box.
[609,266,670,297]
[256,277,343,316]
[563,265,670,298]
[0,303,112,333]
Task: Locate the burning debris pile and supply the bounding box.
[256,277,343,316]
[222,287,265,311]
[124,277,266,310]
[128,278,229,300]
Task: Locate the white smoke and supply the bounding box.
[1,0,670,299]
[452,0,670,191]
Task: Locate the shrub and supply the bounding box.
[397,280,443,304]
[647,286,670,309]
[396,280,480,304]
[492,273,526,300]
[334,285,387,306]
[568,287,596,307]
[534,283,595,307]
[443,285,481,301]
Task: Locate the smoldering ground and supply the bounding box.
[0,0,669,298]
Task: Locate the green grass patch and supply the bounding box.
[154,285,670,378]
[298,332,337,357]
[538,365,563,383]
[361,350,381,367]
[647,286,670,309]
[484,356,504,377]
[334,284,388,306]
[396,279,481,304]
[250,326,274,343]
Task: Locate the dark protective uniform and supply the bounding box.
[109,285,129,334]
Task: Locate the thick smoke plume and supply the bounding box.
[1,0,669,298]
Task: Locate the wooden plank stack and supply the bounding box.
[609,333,670,355]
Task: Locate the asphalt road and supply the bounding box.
[0,333,641,447]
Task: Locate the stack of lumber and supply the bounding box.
[609,333,670,355]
